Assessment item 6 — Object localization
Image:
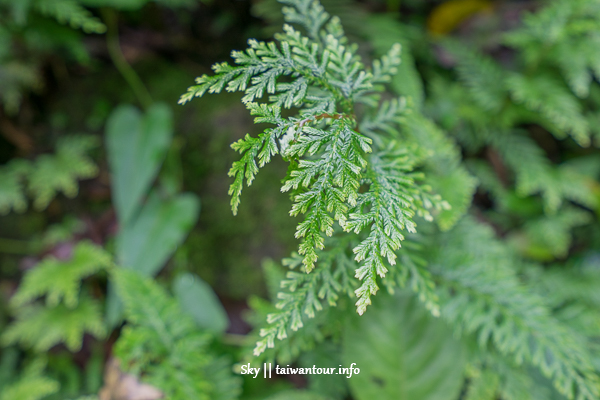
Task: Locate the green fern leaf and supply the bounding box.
[515,207,591,260]
[254,236,355,357]
[346,143,446,315]
[433,218,600,400]
[0,161,28,215]
[0,359,59,400]
[10,241,112,308]
[343,292,466,400]
[228,103,288,215]
[28,136,99,210]
[506,73,590,146]
[425,166,477,231]
[2,296,106,352]
[279,0,330,40]
[444,41,507,112]
[283,118,372,271]
[494,133,597,213]
[112,269,241,400]
[35,0,106,33]
[183,0,463,354]
[464,369,499,400]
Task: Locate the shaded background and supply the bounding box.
[1,0,600,399]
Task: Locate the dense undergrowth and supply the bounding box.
[1,0,600,399]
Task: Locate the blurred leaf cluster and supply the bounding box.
[0,0,600,400]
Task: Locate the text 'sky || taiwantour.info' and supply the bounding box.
[240,363,360,378]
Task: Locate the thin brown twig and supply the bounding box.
[0,114,33,154]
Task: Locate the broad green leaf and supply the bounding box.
[106,103,173,226]
[343,292,466,400]
[116,192,199,276]
[107,191,199,326]
[173,272,229,333]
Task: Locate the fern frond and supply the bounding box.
[254,236,355,356]
[0,136,98,212]
[113,269,241,400]
[359,97,407,147]
[524,261,600,336]
[527,263,600,309]
[505,73,589,146]
[183,0,458,348]
[0,359,59,400]
[28,136,99,210]
[517,207,591,260]
[0,161,28,215]
[228,103,289,214]
[247,296,331,365]
[371,43,402,86]
[432,218,600,400]
[464,368,499,400]
[283,118,372,270]
[400,111,476,232]
[444,41,507,112]
[401,112,463,170]
[477,354,557,400]
[2,296,106,352]
[504,0,600,98]
[180,28,323,105]
[280,0,331,41]
[346,143,447,315]
[493,133,597,213]
[425,165,477,231]
[34,0,106,33]
[11,241,112,308]
[322,33,371,101]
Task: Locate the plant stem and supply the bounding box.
[102,8,153,110]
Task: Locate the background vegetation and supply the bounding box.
[1,0,600,399]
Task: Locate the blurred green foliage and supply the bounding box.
[0,0,599,400]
